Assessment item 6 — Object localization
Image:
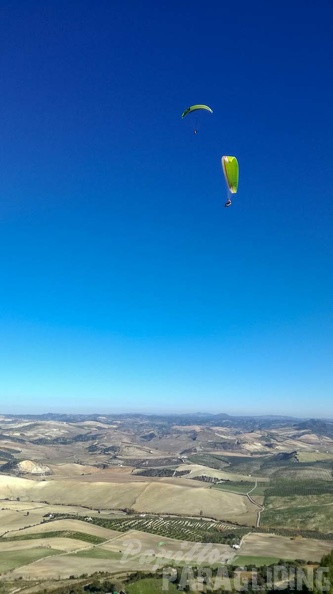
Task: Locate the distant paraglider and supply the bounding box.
[221,156,239,208]
[181,104,213,118]
[181,104,213,134]
[181,105,240,209]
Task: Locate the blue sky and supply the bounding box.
[0,0,332,416]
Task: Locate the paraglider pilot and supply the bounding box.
[224,198,232,207]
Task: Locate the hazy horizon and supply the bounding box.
[0,407,330,421]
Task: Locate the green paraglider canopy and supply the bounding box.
[181,104,213,118]
[221,156,239,194]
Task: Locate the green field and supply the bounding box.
[264,480,333,498]
[2,531,106,545]
[127,578,179,594]
[213,481,267,496]
[213,482,254,493]
[189,454,267,476]
[261,496,333,532]
[188,454,230,470]
[189,453,333,483]
[232,555,284,567]
[249,484,268,496]
[0,548,60,573]
[262,480,333,532]
[261,460,333,481]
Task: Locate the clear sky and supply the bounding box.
[1,0,332,417]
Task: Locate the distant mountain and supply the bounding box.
[2,412,330,434]
[294,419,333,439]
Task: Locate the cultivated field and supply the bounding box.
[261,493,333,532]
[6,554,134,580]
[99,528,234,564]
[0,474,259,524]
[0,537,91,553]
[174,463,268,483]
[0,548,60,574]
[6,528,235,580]
[0,501,125,538]
[73,516,241,541]
[3,527,332,580]
[238,532,333,562]
[297,452,333,463]
[4,519,122,540]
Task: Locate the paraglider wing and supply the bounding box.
[181,104,213,118]
[221,156,239,194]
